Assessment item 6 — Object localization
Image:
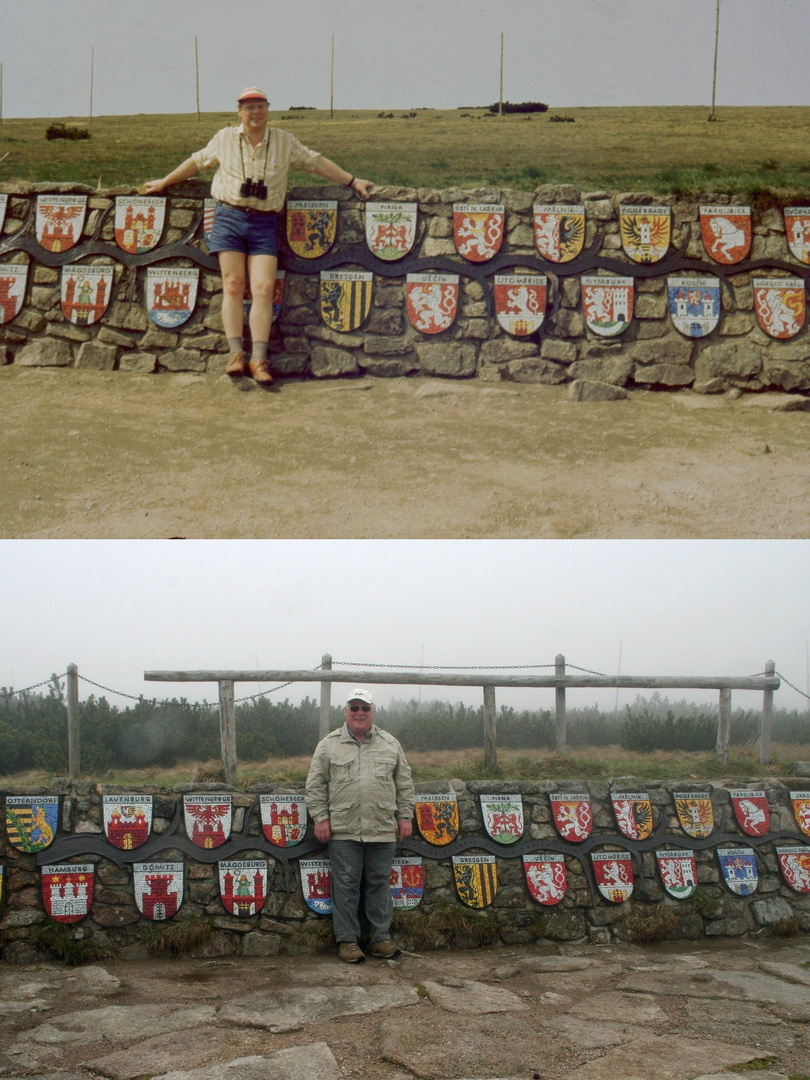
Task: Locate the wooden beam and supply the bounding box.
[218,679,236,786]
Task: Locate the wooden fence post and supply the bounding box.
[555,654,567,754]
[760,659,775,766]
[483,685,497,771]
[716,686,731,767]
[218,679,236,786]
[66,663,80,778]
[319,654,332,740]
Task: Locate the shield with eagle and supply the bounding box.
[61,264,113,326]
[102,794,153,850]
[591,851,634,903]
[5,795,59,853]
[453,203,504,262]
[365,202,417,260]
[753,277,805,339]
[36,195,87,253]
[319,270,373,332]
[523,853,567,906]
[656,848,698,899]
[728,789,770,837]
[533,204,585,263]
[494,274,546,336]
[700,206,751,265]
[582,275,634,336]
[668,275,720,338]
[619,205,670,263]
[775,845,810,893]
[183,794,232,850]
[219,859,268,917]
[42,864,94,923]
[114,196,165,254]
[480,794,524,844]
[406,273,459,334]
[549,793,592,842]
[414,793,459,845]
[0,263,28,325]
[790,792,810,836]
[260,794,306,847]
[134,862,184,920]
[718,846,758,896]
[785,208,810,264]
[611,792,653,840]
[390,856,424,908]
[673,792,714,839]
[299,858,332,914]
[287,200,337,258]
[452,854,498,908]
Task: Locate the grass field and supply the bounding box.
[2,106,809,196]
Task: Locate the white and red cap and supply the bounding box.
[238,87,268,103]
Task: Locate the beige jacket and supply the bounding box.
[305,724,415,842]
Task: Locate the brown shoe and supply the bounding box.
[249,358,274,385]
[225,352,247,377]
[369,940,401,959]
[338,942,365,964]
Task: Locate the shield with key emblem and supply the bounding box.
[320,270,373,332]
[612,792,653,840]
[619,205,670,263]
[753,277,805,339]
[183,794,232,849]
[533,204,585,263]
[549,793,592,842]
[582,274,633,336]
[785,208,810,264]
[300,858,332,914]
[134,862,183,920]
[5,795,59,852]
[700,206,751,264]
[61,264,113,326]
[406,273,458,334]
[775,845,810,893]
[591,851,634,903]
[656,848,697,899]
[219,859,268,916]
[453,203,504,262]
[414,793,459,845]
[36,195,86,253]
[260,794,306,847]
[287,200,337,258]
[452,854,498,908]
[728,789,770,837]
[494,274,546,336]
[718,846,758,896]
[0,263,28,325]
[668,276,720,338]
[42,864,94,923]
[365,202,417,260]
[115,196,165,254]
[673,792,714,839]
[480,794,524,844]
[102,794,152,850]
[523,853,566,906]
[390,856,424,908]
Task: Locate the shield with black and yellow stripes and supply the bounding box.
[452,854,498,908]
[320,270,373,332]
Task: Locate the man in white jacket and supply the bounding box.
[306,688,415,963]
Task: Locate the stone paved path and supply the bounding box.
[0,936,808,1080]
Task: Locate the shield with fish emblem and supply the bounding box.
[718,846,758,896]
[452,854,498,908]
[549,793,592,842]
[453,203,504,262]
[287,200,337,258]
[728,789,770,837]
[365,202,417,260]
[523,853,566,906]
[619,205,670,263]
[700,206,751,265]
[591,851,634,903]
[655,848,697,899]
[390,857,424,909]
[611,792,653,840]
[146,266,198,328]
[673,792,714,839]
[753,277,805,339]
[42,864,94,923]
[582,274,634,336]
[320,270,373,332]
[414,793,459,845]
[494,274,546,336]
[533,204,585,263]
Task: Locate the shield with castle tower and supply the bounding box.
[299,858,332,914]
[42,863,94,923]
[667,276,720,338]
[60,264,113,326]
[219,859,269,916]
[146,266,198,328]
[115,196,165,254]
[260,794,306,846]
[102,794,153,850]
[134,862,184,920]
[0,263,28,325]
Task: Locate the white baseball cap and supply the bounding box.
[345,688,374,705]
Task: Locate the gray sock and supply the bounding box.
[251,341,268,362]
[228,337,243,355]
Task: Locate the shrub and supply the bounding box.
[46,122,90,141]
[487,100,548,114]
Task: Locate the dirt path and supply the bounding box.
[2,368,809,538]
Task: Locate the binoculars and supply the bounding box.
[240,179,268,200]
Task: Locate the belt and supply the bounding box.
[217,200,276,217]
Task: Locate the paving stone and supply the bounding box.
[151,1043,340,1080]
[421,978,529,1014]
[219,984,418,1033]
[569,990,669,1023]
[559,1035,760,1080]
[541,1015,650,1048]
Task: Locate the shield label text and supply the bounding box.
[582,274,633,336]
[480,794,524,844]
[287,200,337,258]
[260,794,307,847]
[36,195,87,253]
[365,202,417,260]
[300,858,332,914]
[414,793,459,845]
[453,203,504,262]
[5,795,59,852]
[549,793,592,842]
[592,851,634,903]
[134,861,183,920]
[753,277,805,339]
[718,846,758,895]
[146,266,198,328]
[390,856,424,908]
[452,854,498,908]
[320,270,373,332]
[790,791,810,836]
[700,206,751,264]
[494,274,546,336]
[775,845,810,893]
[183,794,232,849]
[668,275,720,338]
[612,792,653,840]
[656,848,697,899]
[533,204,585,263]
[42,864,94,923]
[61,264,113,325]
[523,853,567,905]
[406,273,459,334]
[0,263,28,325]
[219,859,268,916]
[785,208,810,264]
[115,196,165,254]
[619,205,670,263]
[673,792,714,839]
[103,794,153,850]
[728,789,770,836]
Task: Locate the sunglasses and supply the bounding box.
[348,704,372,712]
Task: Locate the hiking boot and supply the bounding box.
[225,352,247,376]
[369,940,401,959]
[338,942,365,964]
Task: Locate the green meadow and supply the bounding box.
[1,106,809,197]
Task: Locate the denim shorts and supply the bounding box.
[208,202,279,256]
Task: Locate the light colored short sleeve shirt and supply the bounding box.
[191,124,320,211]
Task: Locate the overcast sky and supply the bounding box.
[1,540,808,715]
[2,0,808,118]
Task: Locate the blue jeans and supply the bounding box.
[207,202,278,256]
[329,839,396,944]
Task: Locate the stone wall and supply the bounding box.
[1,777,809,963]
[1,181,809,396]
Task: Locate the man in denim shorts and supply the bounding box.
[143,87,372,386]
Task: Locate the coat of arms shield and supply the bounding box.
[668,276,720,338]
[549,793,592,842]
[790,791,810,836]
[655,848,697,899]
[533,204,585,263]
[619,205,671,263]
[452,854,498,908]
[203,198,216,251]
[365,202,417,260]
[785,208,810,264]
[36,195,87,253]
[183,794,232,849]
[611,792,653,840]
[114,196,165,254]
[219,859,268,916]
[591,851,634,903]
[146,266,198,328]
[414,793,459,845]
[523,853,566,906]
[0,263,29,325]
[406,273,459,334]
[494,274,546,336]
[480,794,524,844]
[700,206,751,264]
[273,269,286,322]
[260,794,306,847]
[775,844,810,893]
[728,789,770,836]
[300,858,332,914]
[673,792,714,839]
[582,274,634,336]
[134,861,183,920]
[5,795,59,852]
[718,846,758,896]
[753,277,805,339]
[102,794,153,850]
[320,270,373,332]
[42,863,94,923]
[453,203,504,262]
[60,264,113,326]
[390,856,424,908]
[287,200,337,258]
